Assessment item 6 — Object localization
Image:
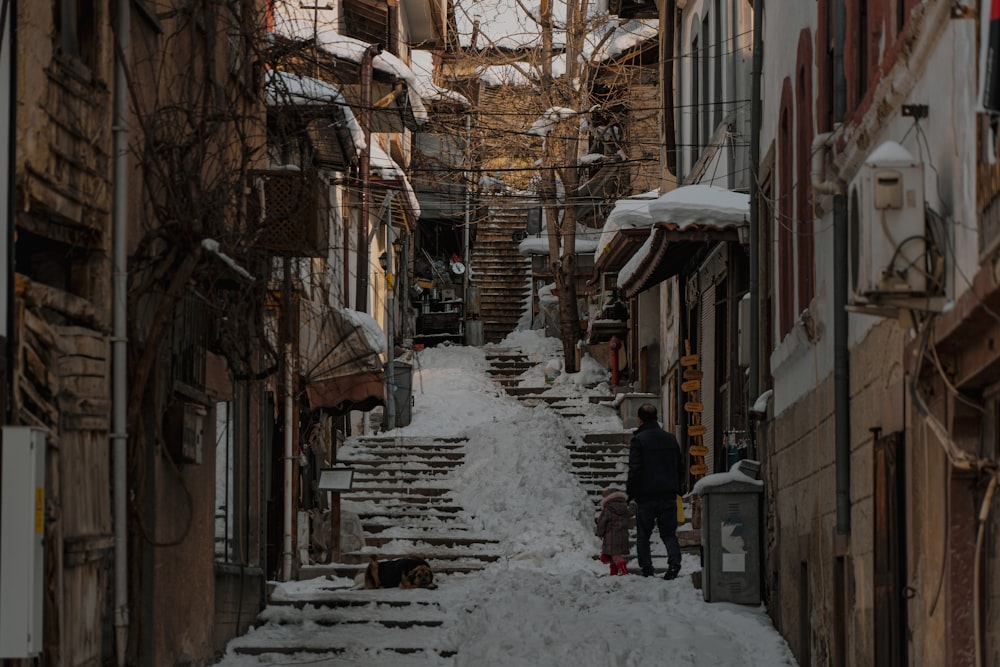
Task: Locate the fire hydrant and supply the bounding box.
[609,335,622,387]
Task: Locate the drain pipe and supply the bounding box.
[748,0,762,460]
[112,0,131,662]
[811,129,851,534]
[2,0,15,426]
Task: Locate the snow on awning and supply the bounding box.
[299,300,387,414]
[370,143,422,221]
[594,189,658,266]
[617,185,749,298]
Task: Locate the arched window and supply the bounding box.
[796,31,815,315]
[778,79,794,339]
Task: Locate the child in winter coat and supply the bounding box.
[595,487,631,575]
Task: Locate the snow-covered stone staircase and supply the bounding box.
[222,434,501,663]
[489,350,699,574]
[217,346,697,664]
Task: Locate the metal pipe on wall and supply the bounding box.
[112,0,131,662]
[748,0,762,459]
[1,0,15,423]
[833,0,850,535]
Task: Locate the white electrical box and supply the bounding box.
[848,141,927,304]
[1,426,47,657]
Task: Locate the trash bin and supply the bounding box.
[383,361,413,428]
[694,459,764,604]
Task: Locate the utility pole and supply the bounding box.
[384,197,396,430]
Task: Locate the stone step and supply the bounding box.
[503,386,551,396]
[339,450,465,461]
[312,547,500,579]
[581,432,632,444]
[567,442,629,452]
[350,464,459,474]
[363,534,499,548]
[569,459,625,469]
[348,486,451,496]
[353,436,468,446]
[233,645,457,659]
[356,509,464,523]
[342,494,462,508]
[361,518,467,532]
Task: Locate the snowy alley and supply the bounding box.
[212,331,798,667]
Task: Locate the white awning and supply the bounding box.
[617,185,750,297]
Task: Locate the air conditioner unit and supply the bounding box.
[848,141,929,305]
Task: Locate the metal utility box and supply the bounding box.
[382,361,413,429]
[697,465,763,605]
[1,426,47,657]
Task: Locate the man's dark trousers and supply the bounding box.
[635,497,682,576]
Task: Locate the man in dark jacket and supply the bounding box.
[626,403,683,579]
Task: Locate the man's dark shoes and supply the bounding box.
[641,568,655,577]
[663,560,681,581]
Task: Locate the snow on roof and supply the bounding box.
[479,63,534,87]
[269,14,429,125]
[264,70,368,152]
[648,184,750,227]
[594,190,658,263]
[586,19,659,63]
[370,142,422,218]
[326,35,430,125]
[528,106,578,136]
[519,235,550,256]
[518,222,599,256]
[410,50,473,107]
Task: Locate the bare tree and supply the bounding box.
[447,0,644,371]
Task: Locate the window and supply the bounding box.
[795,32,815,315]
[713,0,723,130]
[343,0,398,55]
[55,0,97,71]
[171,292,209,392]
[855,0,868,108]
[778,80,794,339]
[215,400,236,560]
[214,382,257,566]
[701,15,710,147]
[874,431,907,666]
[692,34,700,166]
